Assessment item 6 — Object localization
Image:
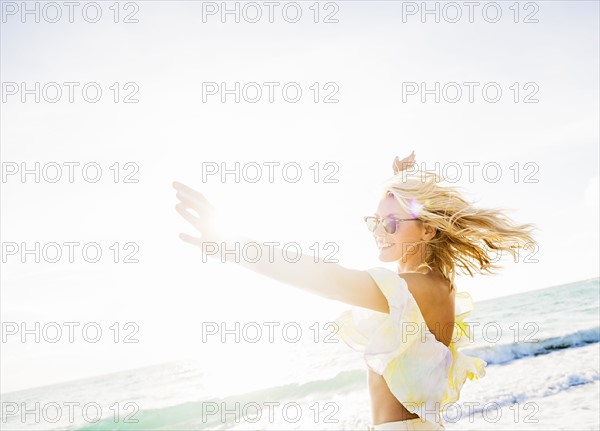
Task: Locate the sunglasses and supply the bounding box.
[363,215,420,234]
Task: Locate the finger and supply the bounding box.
[393,154,416,174]
[406,153,415,162]
[172,181,207,202]
[393,156,401,173]
[174,184,215,213]
[176,192,213,216]
[175,203,203,230]
[393,155,411,167]
[176,193,199,213]
[179,232,204,247]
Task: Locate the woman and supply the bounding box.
[173,152,537,431]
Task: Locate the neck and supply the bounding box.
[397,257,428,274]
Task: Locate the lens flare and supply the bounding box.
[409,198,424,218]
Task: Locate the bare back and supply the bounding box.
[369,270,455,425]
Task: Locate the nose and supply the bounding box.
[373,219,390,236]
[374,223,385,235]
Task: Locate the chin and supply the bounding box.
[377,251,399,262]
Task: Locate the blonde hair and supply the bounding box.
[381,169,538,291]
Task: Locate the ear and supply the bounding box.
[421,223,437,241]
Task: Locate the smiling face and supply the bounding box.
[371,193,436,268]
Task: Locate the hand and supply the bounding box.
[173,181,222,248]
[392,150,416,174]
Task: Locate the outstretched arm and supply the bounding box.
[173,181,389,313]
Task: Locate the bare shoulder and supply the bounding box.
[398,272,455,346]
[397,272,453,307]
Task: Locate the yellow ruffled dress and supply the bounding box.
[334,267,487,428]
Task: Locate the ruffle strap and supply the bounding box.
[334,267,487,424]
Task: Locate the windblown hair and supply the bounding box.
[382,168,538,291]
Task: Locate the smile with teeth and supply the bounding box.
[376,238,394,249]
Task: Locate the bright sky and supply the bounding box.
[1,1,598,394]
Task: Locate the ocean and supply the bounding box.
[2,277,599,431]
